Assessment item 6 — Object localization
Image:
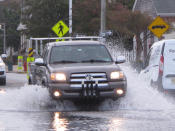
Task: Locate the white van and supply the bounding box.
[140,39,175,92]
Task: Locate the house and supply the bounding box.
[132,0,175,61]
[133,0,175,40]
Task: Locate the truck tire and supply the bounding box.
[28,77,32,85]
[2,78,6,85]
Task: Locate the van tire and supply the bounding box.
[150,80,158,89]
[157,82,164,92]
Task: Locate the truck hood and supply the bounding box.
[48,62,121,74]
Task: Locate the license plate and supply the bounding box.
[171,78,175,84]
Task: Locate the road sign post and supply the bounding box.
[148,16,169,38]
[27,48,34,80]
[17,56,23,72]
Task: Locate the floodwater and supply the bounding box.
[0,64,175,131]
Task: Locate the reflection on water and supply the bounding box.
[0,89,6,94]
[52,112,68,131]
[0,122,5,131]
[109,118,123,130]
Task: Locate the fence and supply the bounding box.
[27,36,136,62]
[105,41,135,62]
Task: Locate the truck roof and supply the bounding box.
[47,40,104,47]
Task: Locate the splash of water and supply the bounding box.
[1,64,174,112]
[99,63,175,111]
[0,84,76,112]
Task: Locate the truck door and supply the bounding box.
[35,47,48,85]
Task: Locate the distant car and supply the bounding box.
[0,56,6,85]
[29,40,127,100]
[140,39,175,92]
[100,30,113,38]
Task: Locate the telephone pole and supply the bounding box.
[3,24,6,54]
[69,0,72,35]
[0,23,6,54]
[101,0,106,34]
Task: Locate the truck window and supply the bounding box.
[49,44,113,64]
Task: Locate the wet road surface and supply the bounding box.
[1,109,175,131]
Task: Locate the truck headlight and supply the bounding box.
[110,71,124,79]
[50,73,66,81]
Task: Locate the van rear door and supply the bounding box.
[163,41,175,89]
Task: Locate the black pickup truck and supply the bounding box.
[29,40,127,100]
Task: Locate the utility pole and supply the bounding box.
[0,23,6,54]
[3,23,6,54]
[101,0,106,34]
[69,0,72,36]
[21,0,24,21]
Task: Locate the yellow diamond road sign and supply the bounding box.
[52,20,69,37]
[148,16,169,38]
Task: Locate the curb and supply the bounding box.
[6,71,27,74]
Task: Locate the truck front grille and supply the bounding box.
[70,72,109,97]
[70,72,108,88]
[0,71,4,75]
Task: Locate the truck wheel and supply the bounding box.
[2,78,6,85]
[28,78,32,85]
[41,81,47,88]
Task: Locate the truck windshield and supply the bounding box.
[50,44,113,64]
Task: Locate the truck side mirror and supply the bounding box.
[115,56,126,64]
[35,58,46,66]
[1,54,7,59]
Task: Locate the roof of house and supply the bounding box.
[133,0,175,17]
[153,0,175,16]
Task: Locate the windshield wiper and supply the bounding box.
[52,60,78,64]
[81,59,110,63]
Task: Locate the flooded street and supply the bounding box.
[1,0,175,130]
[1,64,175,131]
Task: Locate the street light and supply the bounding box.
[0,23,6,54]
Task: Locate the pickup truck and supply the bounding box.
[29,40,127,100]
